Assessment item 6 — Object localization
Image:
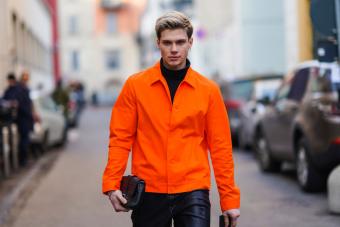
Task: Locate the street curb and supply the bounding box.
[0,151,60,226]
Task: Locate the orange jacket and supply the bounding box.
[102,61,240,211]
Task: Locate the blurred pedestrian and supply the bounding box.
[3,72,34,167]
[91,90,98,106]
[74,82,85,120]
[102,11,240,227]
[68,81,85,127]
[52,80,70,122]
[51,80,70,143]
[3,73,19,110]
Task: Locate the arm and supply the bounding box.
[102,77,138,195]
[205,84,240,213]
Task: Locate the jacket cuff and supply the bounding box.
[102,182,120,195]
[220,198,240,212]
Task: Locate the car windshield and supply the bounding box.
[230,80,253,101]
[254,79,282,100]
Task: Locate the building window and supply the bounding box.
[11,13,18,63]
[69,15,78,35]
[71,50,80,71]
[106,13,117,34]
[105,50,120,70]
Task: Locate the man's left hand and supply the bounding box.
[223,209,240,227]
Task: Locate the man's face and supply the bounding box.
[7,79,15,86]
[157,28,193,70]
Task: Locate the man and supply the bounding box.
[103,11,240,227]
[3,72,34,167]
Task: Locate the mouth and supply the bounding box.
[169,56,180,61]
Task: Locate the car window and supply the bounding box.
[39,97,58,112]
[310,66,340,93]
[276,83,291,101]
[231,80,253,101]
[287,68,309,102]
[254,79,281,101]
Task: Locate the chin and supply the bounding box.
[166,60,182,68]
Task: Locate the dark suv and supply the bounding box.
[254,61,340,192]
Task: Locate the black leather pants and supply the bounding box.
[131,190,210,227]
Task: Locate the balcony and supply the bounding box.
[101,0,124,10]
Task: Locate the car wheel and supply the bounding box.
[56,127,68,147]
[255,130,281,172]
[296,138,326,192]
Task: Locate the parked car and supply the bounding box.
[93,89,118,107]
[222,75,282,146]
[30,92,67,152]
[238,77,282,149]
[254,61,340,192]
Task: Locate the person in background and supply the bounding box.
[52,80,70,143]
[103,11,240,227]
[74,82,86,124]
[3,73,19,108]
[3,72,34,167]
[52,80,70,123]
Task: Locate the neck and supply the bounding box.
[161,59,188,71]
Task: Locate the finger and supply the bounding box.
[110,199,129,212]
[231,217,238,227]
[110,194,129,211]
[116,193,127,204]
[224,215,230,227]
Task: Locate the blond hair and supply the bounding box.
[155,11,193,39]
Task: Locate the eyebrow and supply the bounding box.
[161,39,187,42]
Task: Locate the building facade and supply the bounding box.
[58,0,145,95]
[194,0,286,80]
[193,0,314,80]
[285,0,313,71]
[0,0,53,94]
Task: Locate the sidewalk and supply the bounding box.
[6,108,131,227]
[0,151,59,226]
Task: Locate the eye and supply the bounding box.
[162,41,171,46]
[176,40,186,45]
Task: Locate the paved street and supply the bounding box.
[7,107,340,227]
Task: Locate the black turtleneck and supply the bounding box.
[160,59,190,103]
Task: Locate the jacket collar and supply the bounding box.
[148,61,196,88]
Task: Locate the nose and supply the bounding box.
[170,43,178,52]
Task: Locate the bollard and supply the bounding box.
[2,126,11,177]
[328,165,340,213]
[10,123,19,170]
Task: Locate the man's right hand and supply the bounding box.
[108,190,129,212]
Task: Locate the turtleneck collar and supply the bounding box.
[160,58,191,103]
[160,58,190,80]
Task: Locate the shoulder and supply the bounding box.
[127,65,154,81]
[191,68,220,92]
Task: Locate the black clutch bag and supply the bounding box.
[120,175,145,210]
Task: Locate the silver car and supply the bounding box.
[30,92,67,151]
[238,77,282,149]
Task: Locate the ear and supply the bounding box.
[156,39,160,49]
[189,37,193,48]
